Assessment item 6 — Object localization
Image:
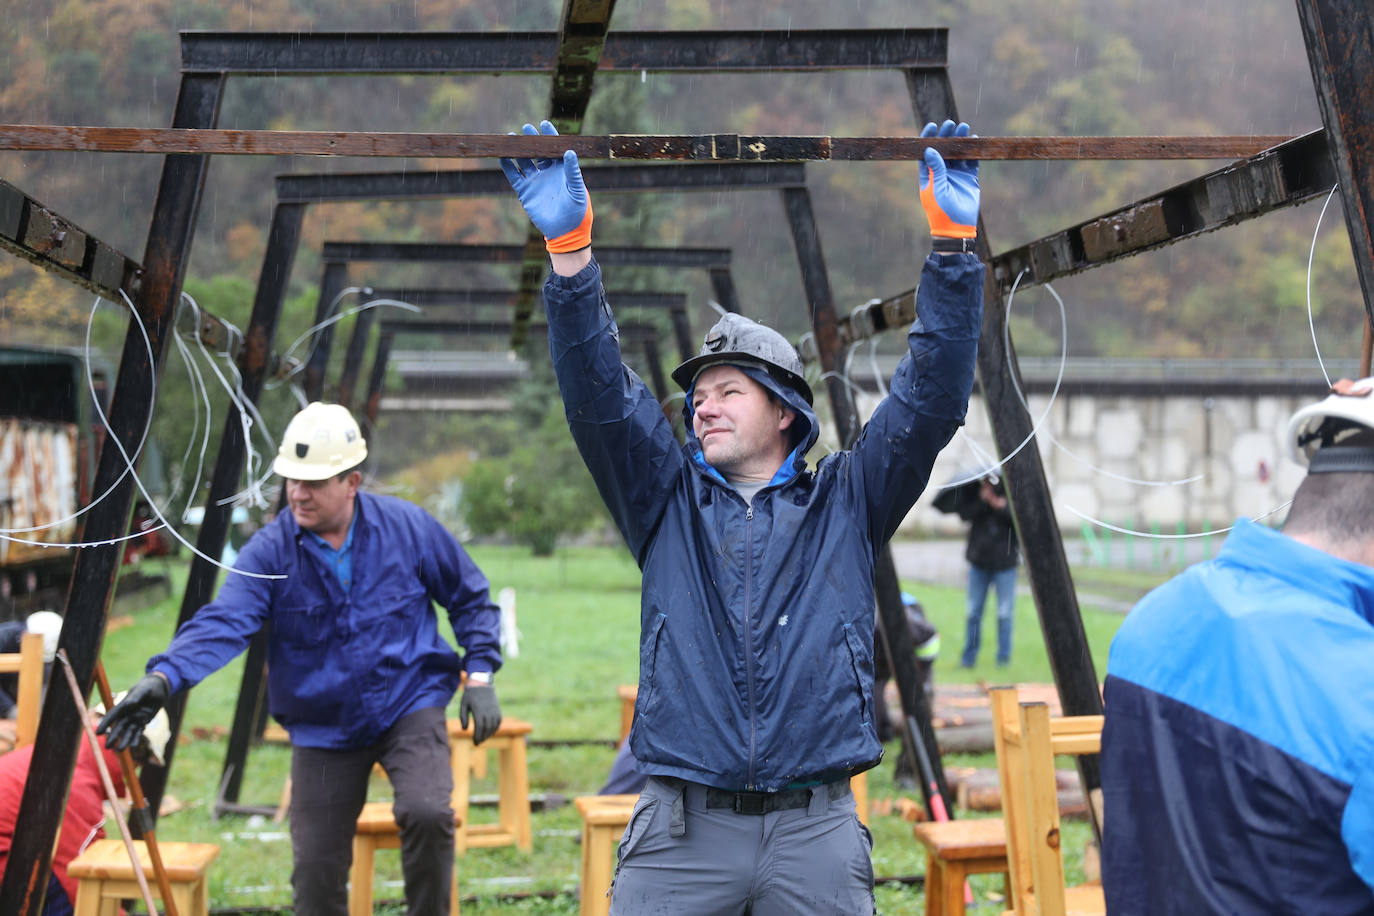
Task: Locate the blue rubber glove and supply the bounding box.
[919,120,979,238]
[499,120,593,253]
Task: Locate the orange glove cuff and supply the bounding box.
[920,184,977,239]
[545,203,594,254]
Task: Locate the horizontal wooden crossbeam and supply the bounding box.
[0,126,1297,161]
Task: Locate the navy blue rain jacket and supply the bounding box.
[544,253,984,791]
[148,492,502,749]
[1102,519,1374,914]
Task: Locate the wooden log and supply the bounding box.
[0,125,1296,161]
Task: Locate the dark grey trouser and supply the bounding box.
[609,776,875,916]
[289,706,455,916]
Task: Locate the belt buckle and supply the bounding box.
[733,792,766,815]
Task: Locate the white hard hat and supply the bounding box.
[24,610,62,663]
[1286,377,1374,467]
[91,691,172,766]
[272,402,368,481]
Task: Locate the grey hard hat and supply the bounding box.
[671,312,813,405]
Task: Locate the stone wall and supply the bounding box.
[874,389,1314,537]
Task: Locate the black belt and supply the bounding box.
[703,780,847,815]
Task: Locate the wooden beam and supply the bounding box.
[0,126,1298,161]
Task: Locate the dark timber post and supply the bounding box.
[641,334,671,410]
[709,266,742,314]
[1295,0,1374,323]
[363,332,394,439]
[337,307,379,412]
[668,308,694,362]
[779,177,954,813]
[511,0,618,346]
[142,201,305,821]
[303,260,351,402]
[904,68,1103,835]
[0,71,225,916]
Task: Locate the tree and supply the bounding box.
[461,391,609,556]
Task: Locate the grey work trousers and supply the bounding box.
[609,775,875,916]
[289,706,455,916]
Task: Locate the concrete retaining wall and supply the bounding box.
[866,390,1314,536]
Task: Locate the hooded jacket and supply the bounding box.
[1102,519,1374,914]
[148,492,502,749]
[544,253,984,791]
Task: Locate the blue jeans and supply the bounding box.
[961,565,1017,666]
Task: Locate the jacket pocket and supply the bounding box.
[842,624,871,726]
[616,795,660,867]
[638,614,667,720]
[275,603,328,647]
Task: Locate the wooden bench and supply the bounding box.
[448,716,533,854]
[0,631,44,748]
[575,793,638,916]
[349,800,460,916]
[68,839,219,916]
[912,818,1008,916]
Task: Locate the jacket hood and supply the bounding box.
[683,363,819,481]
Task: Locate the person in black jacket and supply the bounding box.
[958,475,1019,667]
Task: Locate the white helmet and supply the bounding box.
[24,610,62,663]
[1286,377,1374,467]
[272,402,368,481]
[91,691,172,766]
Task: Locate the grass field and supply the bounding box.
[92,543,1160,914]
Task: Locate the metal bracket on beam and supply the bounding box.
[828,129,1337,349]
[0,179,141,299]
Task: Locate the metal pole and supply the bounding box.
[303,261,350,402]
[905,68,1104,838]
[1294,0,1374,326]
[141,202,304,821]
[336,307,378,411]
[778,177,953,813]
[363,332,394,440]
[708,266,742,314]
[0,70,225,916]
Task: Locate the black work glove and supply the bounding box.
[459,685,501,745]
[97,673,170,752]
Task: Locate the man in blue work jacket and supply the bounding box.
[502,119,984,914]
[99,402,502,916]
[1102,378,1374,914]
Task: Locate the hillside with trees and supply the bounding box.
[0,0,1359,527]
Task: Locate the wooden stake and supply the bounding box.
[53,652,161,916]
[0,124,1296,161]
[92,662,180,916]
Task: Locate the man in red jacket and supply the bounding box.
[0,707,168,915]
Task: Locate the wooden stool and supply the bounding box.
[851,771,869,827]
[349,800,460,916]
[911,818,1009,916]
[68,839,219,916]
[615,685,638,746]
[447,717,533,854]
[574,794,638,916]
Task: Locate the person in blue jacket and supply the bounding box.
[1101,377,1374,915]
[502,118,984,914]
[98,402,502,916]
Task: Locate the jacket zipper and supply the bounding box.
[744,502,757,788]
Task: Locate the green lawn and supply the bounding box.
[93,543,1153,914]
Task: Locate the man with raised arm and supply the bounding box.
[98,402,502,916]
[502,119,984,914]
